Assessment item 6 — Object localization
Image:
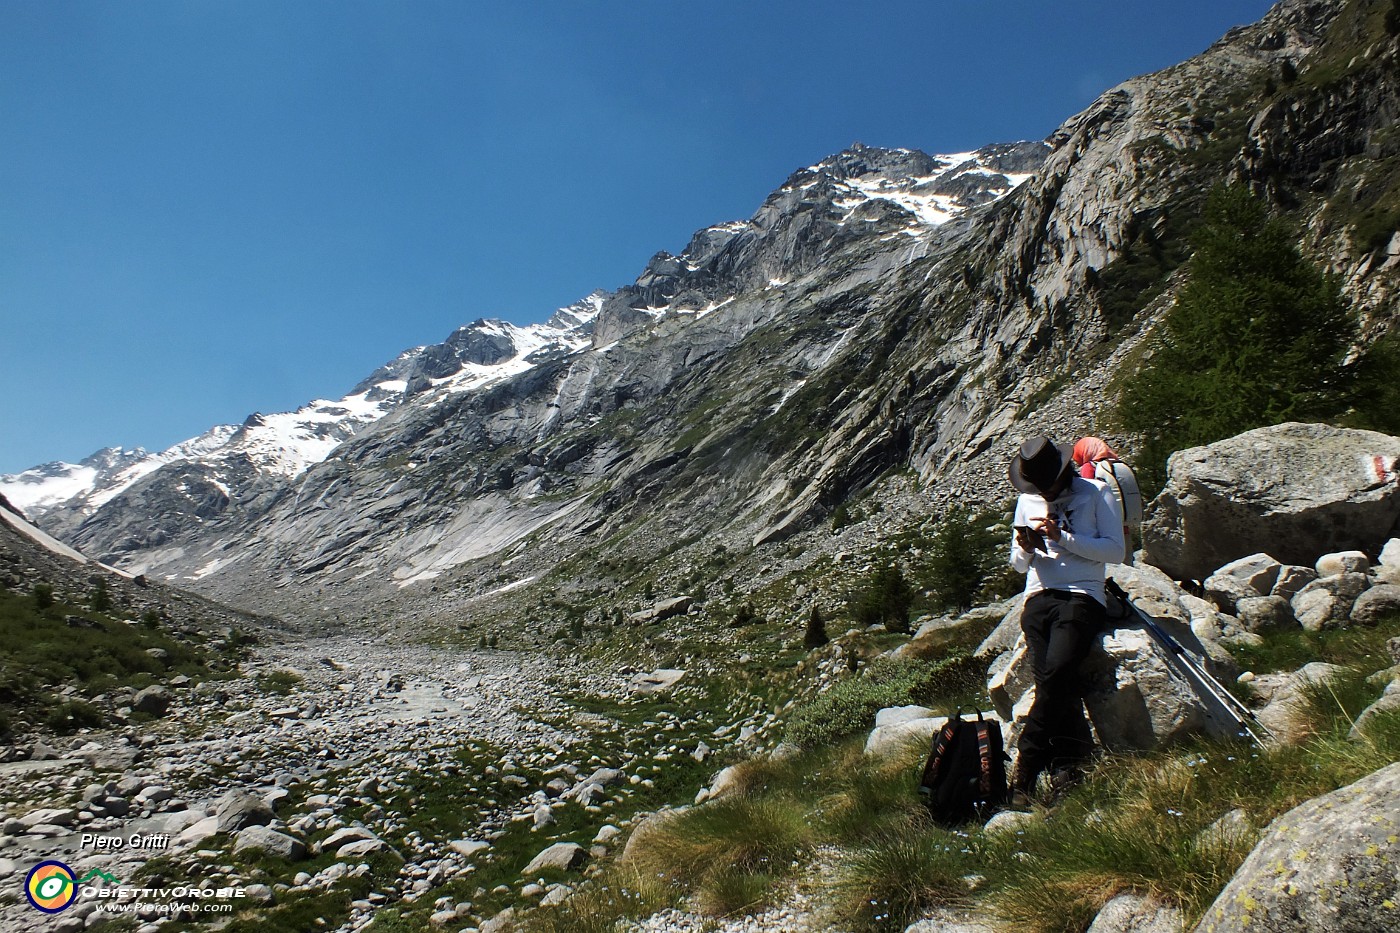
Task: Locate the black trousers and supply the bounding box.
[1016,589,1104,785]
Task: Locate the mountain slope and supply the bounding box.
[10,0,1400,629]
[6,142,1046,590]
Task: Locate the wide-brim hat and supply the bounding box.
[1009,435,1075,494]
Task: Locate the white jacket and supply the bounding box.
[1009,475,1125,606]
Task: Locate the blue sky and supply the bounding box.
[1,0,1275,474]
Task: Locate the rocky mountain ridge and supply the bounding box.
[6,0,1399,633]
[2,140,1048,601]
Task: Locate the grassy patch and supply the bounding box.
[0,585,215,730]
[784,654,988,749]
[255,669,305,695]
[1227,612,1400,675]
[527,657,1400,933]
[832,817,982,931]
[624,795,815,916]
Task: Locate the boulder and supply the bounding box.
[629,597,693,624]
[1211,553,1283,597]
[1142,423,1400,581]
[1234,596,1297,633]
[19,808,78,828]
[337,838,393,859]
[1088,893,1185,933]
[175,815,219,849]
[76,744,140,772]
[580,767,625,788]
[974,596,1026,658]
[233,825,306,860]
[1205,553,1282,612]
[621,807,688,862]
[215,790,275,833]
[629,669,686,695]
[1254,663,1350,744]
[131,686,172,717]
[1349,688,1400,742]
[704,766,743,802]
[1270,564,1318,601]
[1291,573,1371,631]
[481,908,516,933]
[449,839,490,859]
[523,841,587,874]
[1316,550,1372,576]
[1202,573,1262,615]
[863,706,945,761]
[1349,583,1400,625]
[1376,539,1400,583]
[1080,628,1211,749]
[315,826,377,855]
[1196,808,1255,853]
[902,601,1015,659]
[987,644,1033,721]
[1193,761,1400,933]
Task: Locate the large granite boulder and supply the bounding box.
[1193,761,1400,933]
[233,825,307,860]
[996,560,1248,756]
[523,841,587,874]
[989,566,1234,756]
[1142,423,1400,582]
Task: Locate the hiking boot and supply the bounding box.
[1047,766,1084,802]
[1007,788,1036,810]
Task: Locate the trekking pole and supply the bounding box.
[1106,580,1277,748]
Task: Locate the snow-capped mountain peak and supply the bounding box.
[1,297,604,525]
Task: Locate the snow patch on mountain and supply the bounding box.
[4,298,604,523]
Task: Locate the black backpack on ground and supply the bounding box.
[917,710,1009,825]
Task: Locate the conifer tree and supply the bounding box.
[1118,185,1354,492]
[803,605,830,650]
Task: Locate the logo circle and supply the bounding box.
[25,860,78,913]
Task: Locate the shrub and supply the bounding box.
[256,670,303,695]
[44,699,104,734]
[32,583,55,612]
[803,606,830,650]
[89,577,112,613]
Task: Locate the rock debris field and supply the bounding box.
[0,634,774,933]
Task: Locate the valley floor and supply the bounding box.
[0,632,590,932]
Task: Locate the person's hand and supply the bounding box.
[1032,516,1062,543]
[1015,526,1036,551]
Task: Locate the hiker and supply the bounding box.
[1007,435,1126,804]
[1071,436,1119,480]
[1072,435,1134,564]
